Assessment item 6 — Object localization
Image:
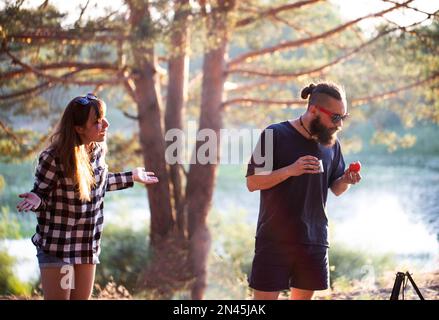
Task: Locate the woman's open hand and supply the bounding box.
[132,167,159,185]
[17,192,41,212]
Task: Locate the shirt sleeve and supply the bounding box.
[106,171,134,192]
[329,141,346,187]
[31,150,58,211]
[246,126,276,177]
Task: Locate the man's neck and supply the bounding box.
[290,116,313,140]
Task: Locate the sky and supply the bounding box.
[331,0,439,33]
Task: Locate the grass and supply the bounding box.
[0,248,34,296]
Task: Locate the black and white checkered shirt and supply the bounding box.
[30,145,133,264]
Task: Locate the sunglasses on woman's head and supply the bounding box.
[75,93,98,105]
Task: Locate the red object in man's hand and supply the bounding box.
[349,161,362,173]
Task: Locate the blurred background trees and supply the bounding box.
[0,0,438,299]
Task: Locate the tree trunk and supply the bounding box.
[128,3,192,298]
[185,3,230,299]
[165,0,190,238]
[128,0,231,299]
[128,3,174,246]
[133,56,174,245]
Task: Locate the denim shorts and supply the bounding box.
[36,247,72,268]
[248,243,329,292]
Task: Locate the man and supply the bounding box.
[246,82,361,300]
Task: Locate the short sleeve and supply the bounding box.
[246,126,276,177]
[329,141,346,186]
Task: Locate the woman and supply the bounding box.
[16,93,158,300]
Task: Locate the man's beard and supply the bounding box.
[309,116,339,146]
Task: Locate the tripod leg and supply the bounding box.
[405,272,425,300]
[390,272,405,300]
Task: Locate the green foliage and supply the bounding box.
[0,129,46,163]
[0,3,64,37]
[0,248,32,296]
[207,209,255,299]
[344,121,439,156]
[0,206,21,240]
[329,242,396,288]
[210,209,255,275]
[0,161,37,238]
[95,224,151,293]
[371,131,416,153]
[0,174,4,192]
[106,132,142,172]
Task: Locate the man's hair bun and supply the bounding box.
[301,83,316,99]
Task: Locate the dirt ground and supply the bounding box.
[1,270,437,300]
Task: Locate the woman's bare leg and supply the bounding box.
[69,264,96,300]
[40,267,71,300]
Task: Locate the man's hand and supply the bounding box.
[17,192,41,212]
[132,167,159,185]
[287,155,321,176]
[341,169,362,185]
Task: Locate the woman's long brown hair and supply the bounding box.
[47,96,106,202]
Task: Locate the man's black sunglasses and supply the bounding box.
[315,105,349,124]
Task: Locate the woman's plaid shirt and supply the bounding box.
[30,145,133,264]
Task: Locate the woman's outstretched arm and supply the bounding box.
[17,150,58,212]
[106,167,158,191]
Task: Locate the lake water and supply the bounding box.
[3,154,439,282]
[213,154,439,269]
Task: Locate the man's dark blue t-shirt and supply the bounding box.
[246,121,345,248]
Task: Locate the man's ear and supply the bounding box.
[309,104,317,115]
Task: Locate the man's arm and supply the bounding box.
[247,155,320,192]
[247,166,292,192]
[330,170,361,196]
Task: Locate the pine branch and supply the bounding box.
[226,35,372,78]
[235,0,323,28]
[382,0,439,18]
[7,30,129,43]
[223,72,439,109]
[269,13,314,37]
[222,98,306,108]
[268,13,351,51]
[0,119,21,144]
[123,78,137,100]
[225,80,280,93]
[123,111,139,120]
[75,0,91,27]
[351,72,439,106]
[1,61,120,80]
[20,132,51,159]
[0,70,80,101]
[2,45,124,86]
[227,17,430,79]
[0,69,125,103]
[228,0,414,67]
